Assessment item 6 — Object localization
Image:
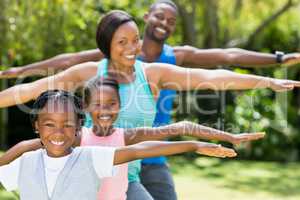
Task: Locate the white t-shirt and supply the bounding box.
[0,147,116,197]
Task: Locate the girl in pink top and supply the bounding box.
[80,127,128,200]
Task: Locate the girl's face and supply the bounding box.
[110,21,140,68]
[87,85,120,131]
[35,99,79,157]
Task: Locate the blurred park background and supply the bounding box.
[0,0,300,199]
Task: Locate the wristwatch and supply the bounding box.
[275,51,285,63]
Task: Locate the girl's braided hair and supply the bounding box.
[30,90,85,127]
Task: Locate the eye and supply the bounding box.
[155,13,164,20]
[118,39,126,45]
[91,102,101,107]
[64,123,75,128]
[133,37,139,44]
[168,20,176,26]
[44,123,55,127]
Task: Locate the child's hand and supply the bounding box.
[196,143,237,158]
[230,132,266,145]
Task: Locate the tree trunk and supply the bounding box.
[0,0,8,149]
[174,0,197,45]
[203,0,219,48]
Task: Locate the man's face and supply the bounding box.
[144,3,177,43]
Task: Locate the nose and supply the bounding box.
[126,42,138,53]
[55,127,64,135]
[161,19,168,27]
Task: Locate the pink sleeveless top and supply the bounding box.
[80,127,128,200]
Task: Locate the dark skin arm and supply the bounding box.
[0,138,237,166]
[124,121,265,145]
[113,141,237,165]
[0,49,103,78]
[1,45,300,78]
[0,139,42,166]
[0,131,82,166]
[174,46,300,68]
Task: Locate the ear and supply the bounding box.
[137,41,142,55]
[34,121,40,135]
[34,121,39,131]
[82,100,89,111]
[143,13,149,23]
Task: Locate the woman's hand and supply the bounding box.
[229,132,266,145]
[269,78,300,92]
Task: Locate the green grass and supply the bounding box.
[0,157,299,200]
[170,156,300,200]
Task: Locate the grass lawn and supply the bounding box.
[170,156,300,200]
[0,156,299,200]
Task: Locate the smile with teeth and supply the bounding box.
[50,140,65,146]
[125,55,135,60]
[98,115,112,121]
[155,27,166,34]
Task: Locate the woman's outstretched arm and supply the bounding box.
[145,63,300,92]
[0,62,98,108]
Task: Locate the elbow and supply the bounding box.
[224,48,243,65]
[176,121,196,135]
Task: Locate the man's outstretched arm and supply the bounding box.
[174,46,300,68]
[0,49,103,78]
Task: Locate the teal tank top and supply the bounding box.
[85,58,156,182]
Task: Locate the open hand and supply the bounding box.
[270,79,300,92]
[230,132,265,145]
[282,53,300,67]
[196,143,237,158]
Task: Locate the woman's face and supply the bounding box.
[35,99,79,157]
[87,85,120,133]
[110,21,140,68]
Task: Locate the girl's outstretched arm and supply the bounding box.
[114,141,236,165]
[0,133,83,166]
[124,121,265,145]
[0,139,42,166]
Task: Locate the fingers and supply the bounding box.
[196,145,237,158]
[241,132,266,141]
[282,54,300,66]
[218,147,237,157]
[288,80,300,87]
